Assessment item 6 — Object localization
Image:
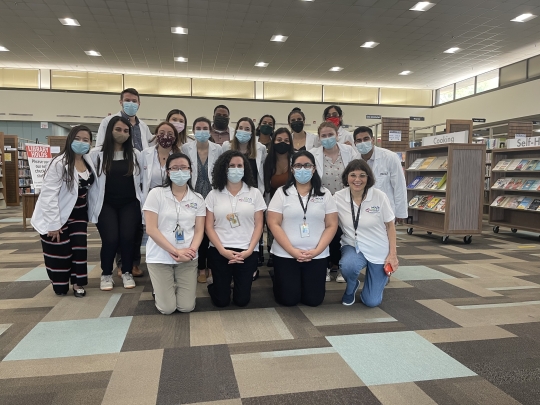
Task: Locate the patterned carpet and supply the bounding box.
[0,206,539,405]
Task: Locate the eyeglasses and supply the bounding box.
[349,173,368,179]
[292,163,314,170]
[169,166,190,172]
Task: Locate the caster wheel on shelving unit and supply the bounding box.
[493,226,499,234]
[407,228,413,235]
[427,231,432,235]
[463,235,472,244]
[442,236,450,244]
[511,228,518,233]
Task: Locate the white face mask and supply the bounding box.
[356,140,373,155]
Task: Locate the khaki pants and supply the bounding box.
[147,262,197,314]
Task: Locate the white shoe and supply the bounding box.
[325,269,332,282]
[122,273,136,289]
[206,276,214,285]
[336,271,346,283]
[100,275,114,291]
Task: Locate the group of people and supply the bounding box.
[31,87,407,314]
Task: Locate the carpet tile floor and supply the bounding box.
[0,206,539,404]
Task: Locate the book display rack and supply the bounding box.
[0,132,5,209]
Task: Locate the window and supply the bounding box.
[379,88,432,106]
[528,55,540,79]
[0,68,39,88]
[476,70,499,93]
[436,84,454,104]
[51,71,122,92]
[264,82,322,102]
[500,61,526,87]
[455,77,475,99]
[324,85,378,104]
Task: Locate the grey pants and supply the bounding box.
[147,262,197,314]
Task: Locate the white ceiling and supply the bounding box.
[1,0,540,89]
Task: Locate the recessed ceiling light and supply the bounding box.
[174,56,188,62]
[361,41,379,48]
[84,50,101,56]
[171,27,188,34]
[399,70,412,75]
[409,2,435,11]
[255,62,268,67]
[270,35,288,42]
[59,18,80,26]
[0,46,9,51]
[444,47,461,53]
[511,13,537,22]
[329,67,343,72]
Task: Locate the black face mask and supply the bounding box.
[214,116,229,131]
[259,124,274,136]
[274,142,289,155]
[290,121,304,133]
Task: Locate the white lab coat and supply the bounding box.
[365,146,408,219]
[309,143,360,180]
[181,141,223,189]
[95,111,153,150]
[31,154,98,235]
[221,141,267,196]
[87,148,144,224]
[292,131,319,150]
[338,127,355,145]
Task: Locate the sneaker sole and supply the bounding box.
[123,285,136,289]
[336,278,346,283]
[100,286,114,291]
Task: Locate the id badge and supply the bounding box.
[175,226,185,244]
[300,223,310,238]
[355,240,361,254]
[227,213,240,228]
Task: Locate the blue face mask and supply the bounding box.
[195,130,211,143]
[235,130,252,144]
[169,170,191,186]
[71,140,90,155]
[321,136,337,150]
[227,168,244,183]
[356,140,373,155]
[123,101,139,117]
[294,168,313,184]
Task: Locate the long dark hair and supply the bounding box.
[166,109,188,145]
[283,151,325,197]
[162,152,194,190]
[48,125,93,190]
[263,127,293,193]
[211,150,256,191]
[99,115,139,176]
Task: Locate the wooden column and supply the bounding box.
[446,119,473,142]
[507,121,533,139]
[381,117,409,152]
[47,136,67,158]
[3,135,19,206]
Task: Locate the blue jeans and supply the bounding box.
[339,245,388,307]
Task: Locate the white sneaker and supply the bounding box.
[325,269,332,282]
[336,271,346,283]
[122,273,136,289]
[100,275,114,291]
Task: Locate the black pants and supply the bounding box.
[115,223,143,268]
[329,226,343,268]
[207,246,257,307]
[273,256,327,307]
[197,233,210,271]
[96,200,142,275]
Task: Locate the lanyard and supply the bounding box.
[296,187,312,223]
[350,190,362,238]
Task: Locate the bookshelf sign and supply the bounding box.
[422,130,469,146]
[25,144,52,191]
[410,116,425,121]
[472,118,486,123]
[366,115,381,119]
[506,136,540,149]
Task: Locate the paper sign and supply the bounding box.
[25,144,52,191]
[5,153,11,162]
[389,130,402,141]
[40,122,49,129]
[515,133,526,139]
[51,146,61,153]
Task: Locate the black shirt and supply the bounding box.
[104,159,136,206]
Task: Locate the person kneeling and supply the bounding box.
[334,159,399,308]
[267,151,338,306]
[143,153,206,314]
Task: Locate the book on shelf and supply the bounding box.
[505,196,522,209]
[504,179,518,189]
[511,178,525,190]
[436,173,447,189]
[515,159,529,171]
[491,196,508,207]
[528,199,540,211]
[506,159,522,171]
[426,197,441,210]
[521,179,537,190]
[427,177,442,190]
[523,160,539,171]
[408,158,425,170]
[427,156,447,170]
[433,198,446,212]
[416,195,433,209]
[415,177,433,189]
[532,180,540,190]
[492,178,511,189]
[493,159,512,170]
[418,157,436,170]
[517,197,533,210]
[439,181,447,191]
[407,176,423,189]
[408,195,422,207]
[535,161,540,171]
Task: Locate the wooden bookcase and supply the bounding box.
[47,136,67,158]
[0,132,5,209]
[405,143,485,243]
[489,146,540,236]
[446,119,473,142]
[381,117,409,152]
[3,135,20,206]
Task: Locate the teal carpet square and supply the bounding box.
[16,265,96,281]
[326,331,476,385]
[4,316,133,361]
[392,265,454,281]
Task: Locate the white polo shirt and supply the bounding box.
[268,186,337,259]
[143,187,206,264]
[334,187,395,264]
[205,182,267,251]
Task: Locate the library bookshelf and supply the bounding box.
[405,143,485,244]
[489,146,540,237]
